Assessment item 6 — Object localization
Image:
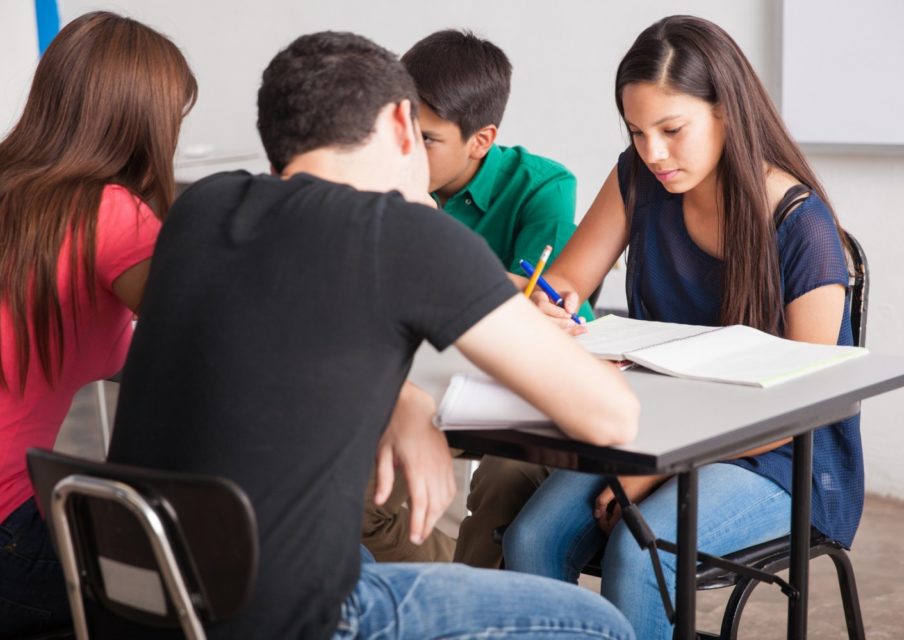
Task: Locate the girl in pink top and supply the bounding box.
[0,12,196,636]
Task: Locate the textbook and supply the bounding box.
[574,315,868,388]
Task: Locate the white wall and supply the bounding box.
[0,0,40,137]
[805,152,904,497]
[5,0,903,497]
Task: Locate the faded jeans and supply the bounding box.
[503,463,792,640]
[333,546,635,639]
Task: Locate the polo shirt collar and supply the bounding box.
[465,143,502,213]
[438,144,501,213]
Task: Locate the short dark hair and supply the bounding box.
[401,29,512,139]
[257,31,418,172]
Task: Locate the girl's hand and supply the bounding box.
[529,290,588,336]
[593,475,668,534]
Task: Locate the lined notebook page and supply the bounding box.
[575,315,718,359]
[629,324,868,387]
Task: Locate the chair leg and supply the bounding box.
[822,546,866,640]
[718,573,762,640]
[716,547,865,640]
[94,381,111,454]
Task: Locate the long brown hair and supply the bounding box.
[615,15,845,335]
[0,12,197,391]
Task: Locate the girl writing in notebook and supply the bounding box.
[0,13,196,636]
[498,15,862,639]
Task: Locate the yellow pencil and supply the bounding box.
[523,245,552,298]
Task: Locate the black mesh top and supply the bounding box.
[618,150,863,547]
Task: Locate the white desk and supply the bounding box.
[409,345,904,639]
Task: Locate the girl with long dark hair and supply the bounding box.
[0,12,196,636]
[501,16,860,638]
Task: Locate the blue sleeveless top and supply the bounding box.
[618,150,864,547]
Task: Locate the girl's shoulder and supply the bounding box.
[765,168,806,215]
[95,183,161,251]
[97,184,158,227]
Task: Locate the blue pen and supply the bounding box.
[519,259,584,325]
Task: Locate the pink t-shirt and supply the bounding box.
[0,184,161,522]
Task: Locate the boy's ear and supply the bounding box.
[467,124,498,160]
[392,99,420,155]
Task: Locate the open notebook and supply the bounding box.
[575,315,868,388]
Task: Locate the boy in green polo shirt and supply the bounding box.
[359,30,593,568]
[401,29,593,326]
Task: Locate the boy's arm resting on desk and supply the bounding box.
[454,294,640,446]
[374,381,455,545]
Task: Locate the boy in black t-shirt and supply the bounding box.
[110,31,639,640]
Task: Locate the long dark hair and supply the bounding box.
[615,15,844,334]
[0,12,197,391]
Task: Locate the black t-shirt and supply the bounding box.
[108,172,516,639]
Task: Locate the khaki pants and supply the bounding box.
[453,456,549,568]
[361,469,456,563]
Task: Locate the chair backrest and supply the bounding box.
[26,448,258,640]
[843,230,869,348]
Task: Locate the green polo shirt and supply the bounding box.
[434,144,594,321]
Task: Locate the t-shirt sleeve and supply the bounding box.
[377,197,518,351]
[508,172,577,274]
[94,185,162,292]
[778,197,849,305]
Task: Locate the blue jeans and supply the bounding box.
[0,497,71,638]
[503,463,791,640]
[333,546,635,639]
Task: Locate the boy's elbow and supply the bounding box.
[581,394,640,447]
[617,393,640,444]
[612,394,641,445]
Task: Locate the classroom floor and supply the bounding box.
[59,382,904,639]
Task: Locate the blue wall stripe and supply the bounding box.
[34,0,60,55]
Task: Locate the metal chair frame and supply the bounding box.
[50,475,205,640]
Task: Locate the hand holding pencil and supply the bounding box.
[520,252,585,328]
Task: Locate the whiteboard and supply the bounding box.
[782,0,904,148]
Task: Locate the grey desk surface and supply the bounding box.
[409,345,904,474]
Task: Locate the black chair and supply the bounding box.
[26,449,258,640]
[14,628,76,640]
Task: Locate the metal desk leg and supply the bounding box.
[675,469,698,639]
[788,431,813,639]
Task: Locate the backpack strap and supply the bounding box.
[773,184,811,229]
